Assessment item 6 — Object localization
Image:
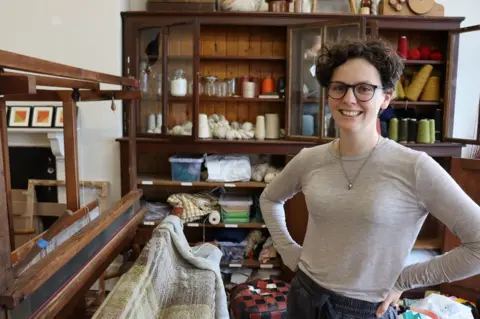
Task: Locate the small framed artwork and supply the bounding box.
[31,106,55,128]
[8,106,32,127]
[54,107,63,128]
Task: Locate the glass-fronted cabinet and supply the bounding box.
[134,21,197,137]
[286,18,367,142]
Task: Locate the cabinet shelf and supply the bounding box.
[402,59,445,65]
[186,222,266,229]
[390,101,441,107]
[220,258,281,269]
[138,175,266,188]
[157,55,287,61]
[118,138,463,157]
[142,96,284,103]
[413,237,442,249]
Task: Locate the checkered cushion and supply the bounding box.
[230,278,290,319]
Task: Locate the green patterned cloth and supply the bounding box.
[93,215,228,319]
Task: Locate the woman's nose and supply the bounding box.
[342,87,357,104]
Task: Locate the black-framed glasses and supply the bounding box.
[327,81,382,102]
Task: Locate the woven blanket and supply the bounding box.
[93,215,229,319]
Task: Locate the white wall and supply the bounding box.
[0,0,129,204]
[0,0,478,205]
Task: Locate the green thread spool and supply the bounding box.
[429,119,435,143]
[417,119,430,144]
[399,118,408,143]
[389,118,399,141]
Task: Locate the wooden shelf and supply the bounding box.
[185,222,266,229]
[414,238,442,249]
[390,100,441,107]
[118,138,463,157]
[220,258,281,269]
[138,175,266,188]
[201,97,284,103]
[403,59,445,65]
[160,55,287,61]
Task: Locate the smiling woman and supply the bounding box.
[259,38,480,319]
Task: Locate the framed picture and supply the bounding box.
[54,107,63,128]
[8,106,32,127]
[31,106,55,128]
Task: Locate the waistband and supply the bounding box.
[296,269,381,318]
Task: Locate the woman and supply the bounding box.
[259,39,480,319]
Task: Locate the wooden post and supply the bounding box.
[62,97,80,211]
[127,100,137,191]
[0,99,14,251]
[0,101,13,319]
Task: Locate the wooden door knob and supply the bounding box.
[408,0,435,14]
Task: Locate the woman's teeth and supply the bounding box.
[340,110,362,117]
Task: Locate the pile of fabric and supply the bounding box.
[93,215,228,319]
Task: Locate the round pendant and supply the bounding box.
[348,183,353,190]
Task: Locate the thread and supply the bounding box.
[429,119,436,143]
[408,119,418,143]
[388,118,399,141]
[399,118,408,143]
[417,119,430,144]
[420,76,441,101]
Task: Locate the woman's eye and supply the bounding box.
[358,85,373,93]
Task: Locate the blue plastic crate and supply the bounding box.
[169,155,204,182]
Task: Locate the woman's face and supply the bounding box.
[327,58,393,135]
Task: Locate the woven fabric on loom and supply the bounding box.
[93,215,228,319]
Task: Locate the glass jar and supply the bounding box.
[170,69,187,97]
[205,76,217,97]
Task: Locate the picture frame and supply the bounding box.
[54,107,64,128]
[8,106,32,127]
[31,106,55,128]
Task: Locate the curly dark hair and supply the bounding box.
[315,38,404,91]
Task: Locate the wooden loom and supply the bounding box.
[0,49,142,318]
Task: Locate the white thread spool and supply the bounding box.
[148,113,155,131]
[198,113,210,139]
[156,113,162,130]
[242,81,256,98]
[255,115,265,140]
[265,113,280,139]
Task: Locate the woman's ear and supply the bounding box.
[380,88,394,110]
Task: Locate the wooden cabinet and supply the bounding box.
[118,11,479,299]
[441,157,480,301]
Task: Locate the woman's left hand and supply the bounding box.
[376,290,402,317]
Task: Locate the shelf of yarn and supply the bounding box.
[138,174,267,188]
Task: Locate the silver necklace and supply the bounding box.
[337,136,380,190]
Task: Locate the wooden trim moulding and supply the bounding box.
[0,49,138,87]
[1,71,100,90]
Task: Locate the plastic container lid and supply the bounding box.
[168,155,204,163]
[219,193,253,207]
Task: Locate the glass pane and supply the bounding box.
[446,28,480,142]
[166,23,194,137]
[288,26,323,138]
[324,22,363,43]
[138,27,163,135]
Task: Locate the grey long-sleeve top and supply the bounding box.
[259,138,480,302]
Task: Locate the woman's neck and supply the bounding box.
[336,130,381,156]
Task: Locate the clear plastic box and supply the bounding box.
[169,155,204,182]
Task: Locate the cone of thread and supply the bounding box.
[429,119,435,143]
[399,118,408,143]
[420,76,441,101]
[389,118,399,141]
[417,119,430,144]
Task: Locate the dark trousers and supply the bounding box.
[287,270,398,319]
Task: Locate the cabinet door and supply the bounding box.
[443,25,480,145]
[125,19,198,138]
[440,157,480,301]
[285,18,366,141]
